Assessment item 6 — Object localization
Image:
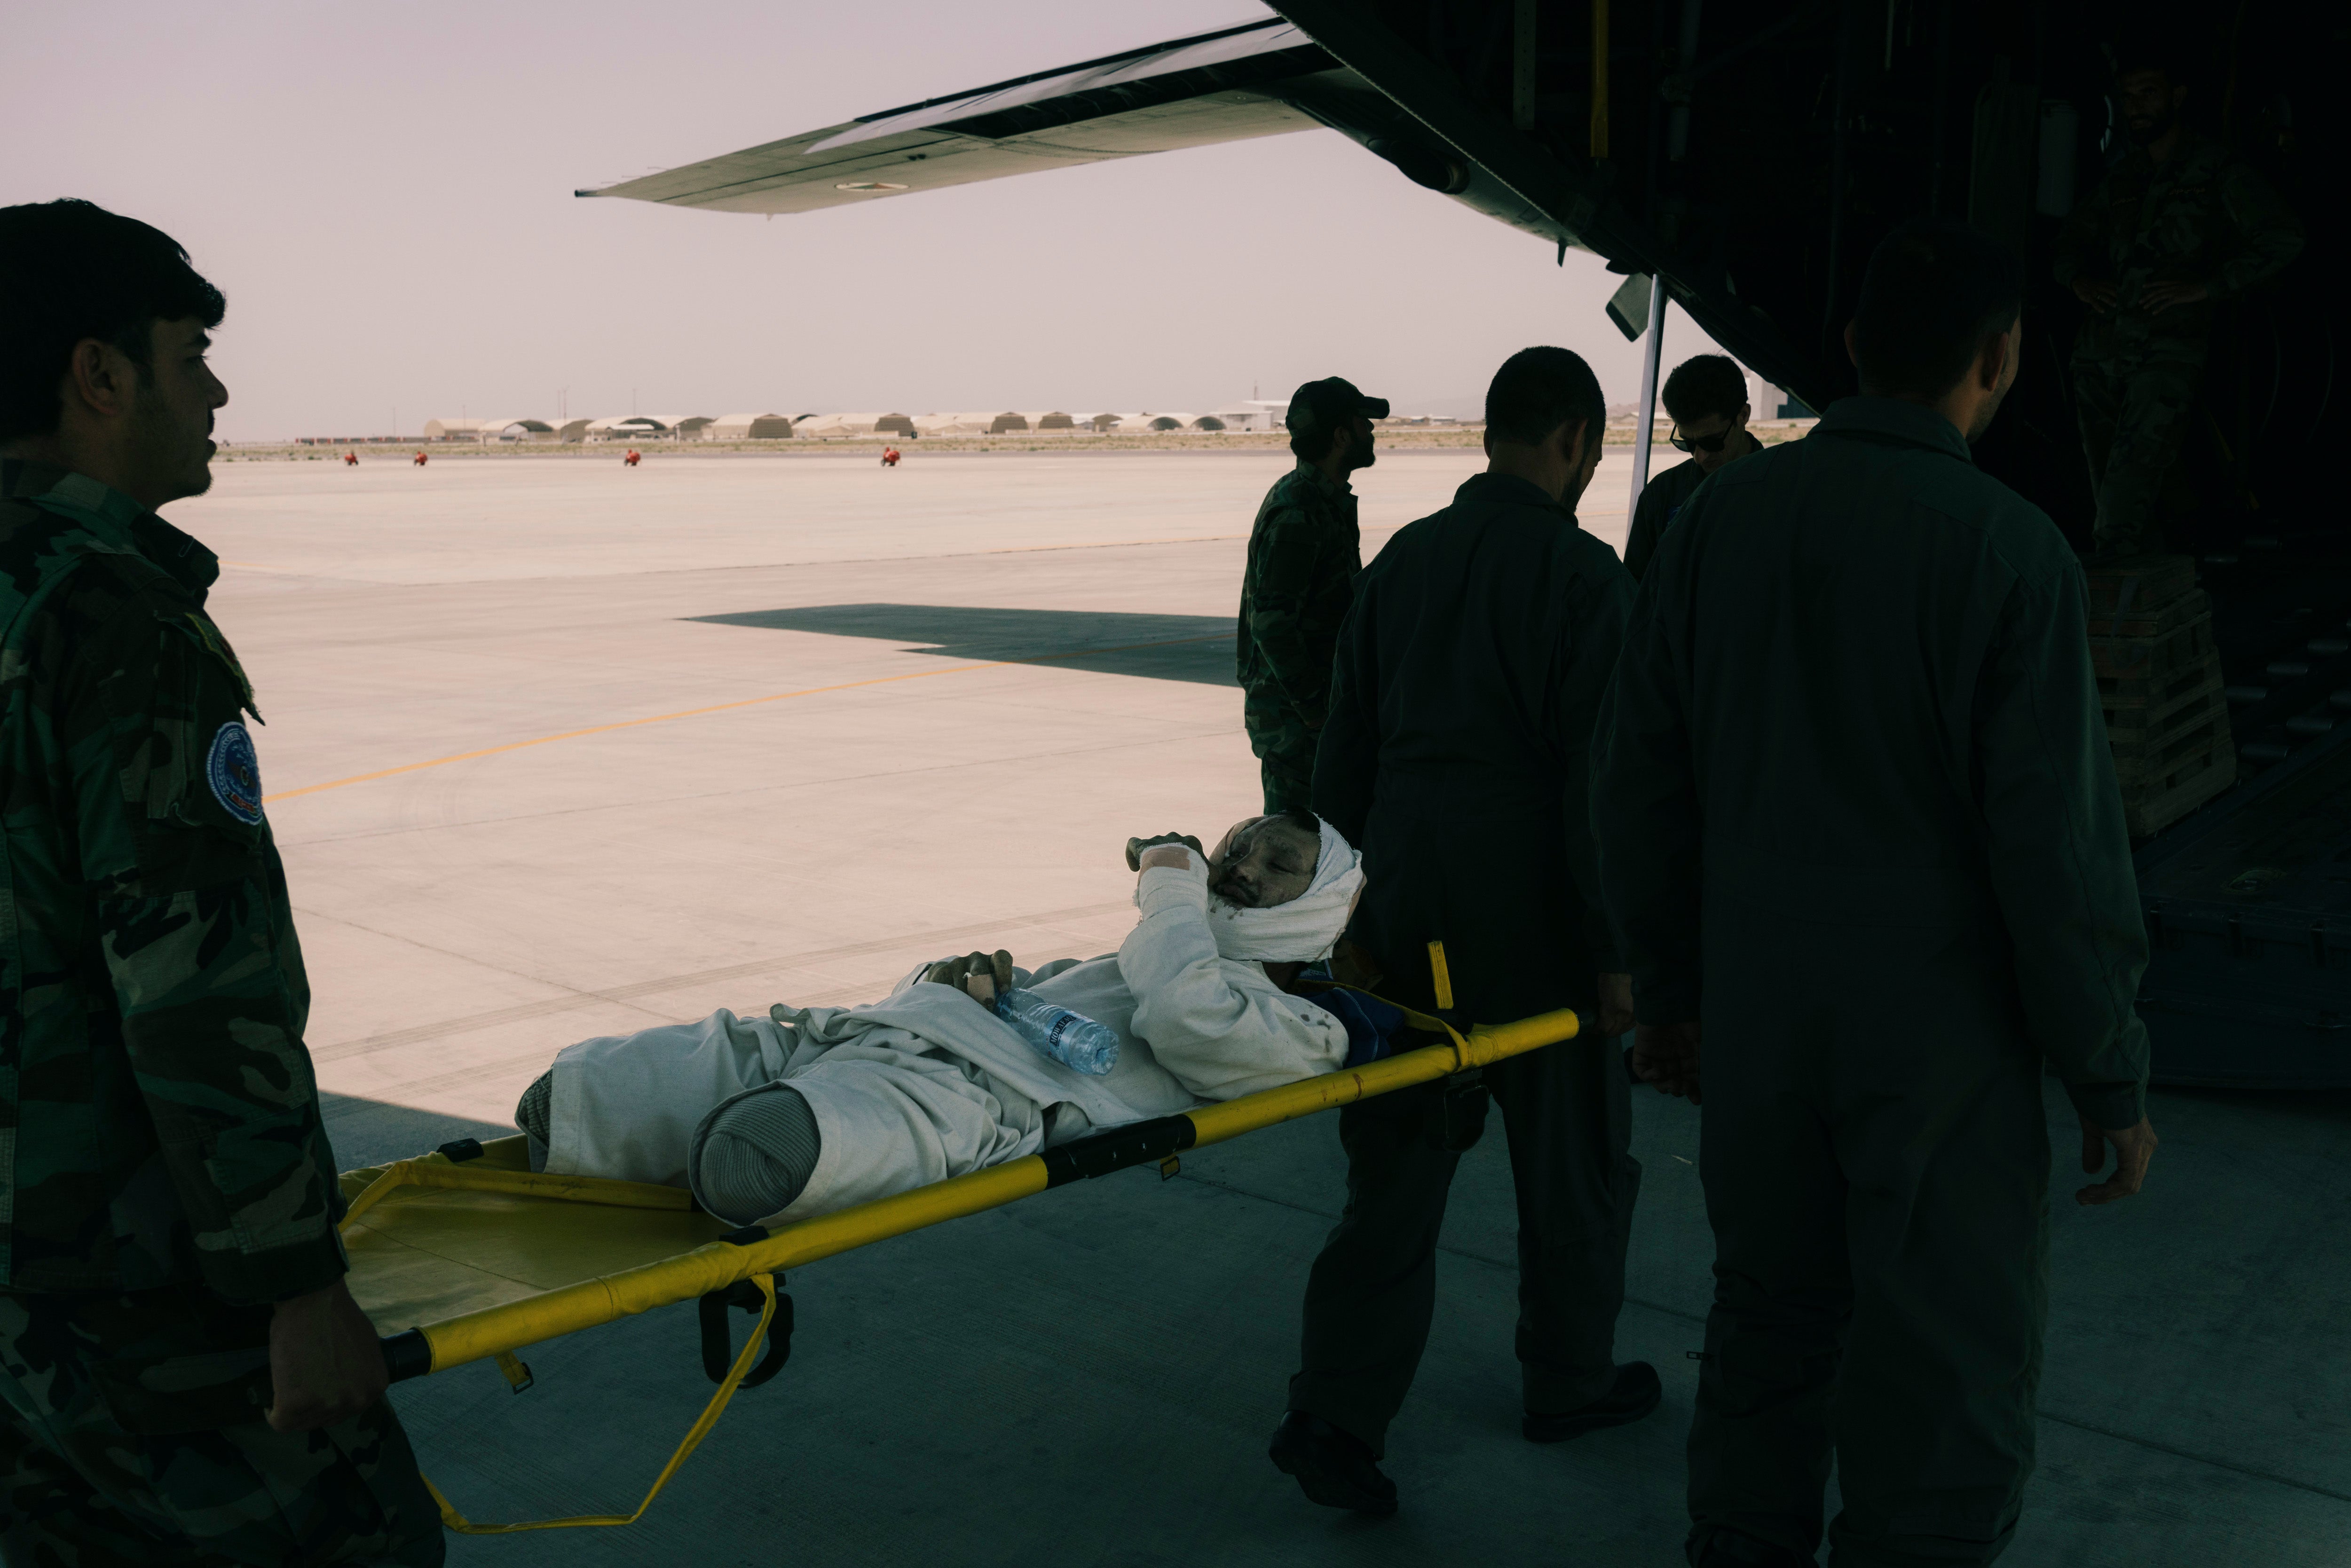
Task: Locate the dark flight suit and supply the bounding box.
[1237,461,1360,815]
[0,464,442,1565]
[2054,128,2301,554]
[1591,400,2149,1565]
[1291,472,1639,1454]
[1622,430,1763,582]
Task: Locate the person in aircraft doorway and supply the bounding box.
[1622,353,1767,583]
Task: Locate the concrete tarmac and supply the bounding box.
[175,449,2347,1566]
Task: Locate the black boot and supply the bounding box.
[1267,1410,1398,1516]
[1687,1526,1817,1567]
[1521,1362,1662,1442]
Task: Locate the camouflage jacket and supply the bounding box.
[2055,128,2304,359]
[0,462,343,1302]
[1236,460,1360,726]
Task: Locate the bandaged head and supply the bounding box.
[1204,814,1363,963]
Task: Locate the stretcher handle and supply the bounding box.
[699,1279,794,1387]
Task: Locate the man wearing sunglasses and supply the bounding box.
[1622,354,1765,581]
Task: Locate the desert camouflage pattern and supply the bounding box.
[1243,686,1317,818]
[1237,460,1360,814]
[2070,352,2204,556]
[0,462,344,1305]
[2055,129,2303,552]
[0,1285,442,1565]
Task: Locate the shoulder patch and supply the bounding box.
[205,721,265,826]
[181,612,259,716]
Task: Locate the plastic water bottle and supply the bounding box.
[994,988,1120,1076]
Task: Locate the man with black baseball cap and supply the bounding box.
[1235,377,1388,815]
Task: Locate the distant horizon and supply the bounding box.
[13,0,1746,445]
[240,388,1815,447]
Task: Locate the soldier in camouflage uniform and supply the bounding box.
[0,202,442,1564]
[2055,52,2303,557]
[1236,377,1387,815]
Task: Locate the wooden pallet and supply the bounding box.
[2093,615,2218,689]
[2088,589,2211,647]
[2103,671,2226,750]
[2084,553,2197,617]
[2111,707,2234,789]
[2082,556,2236,835]
[2122,745,2239,837]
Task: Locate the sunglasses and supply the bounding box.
[1668,425,1736,455]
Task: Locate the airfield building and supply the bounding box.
[911,411,1029,435]
[581,414,713,441]
[421,417,561,441]
[710,412,797,440]
[797,412,915,437]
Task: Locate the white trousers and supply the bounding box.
[544,1005,1063,1225]
[762,1036,1049,1225]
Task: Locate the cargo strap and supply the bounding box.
[419,1272,781,1534]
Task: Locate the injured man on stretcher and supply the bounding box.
[512,811,1407,1227]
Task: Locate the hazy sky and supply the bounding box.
[12,0,1739,441]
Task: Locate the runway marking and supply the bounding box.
[308,896,1135,1066]
[261,633,1228,804]
[210,521,1418,592]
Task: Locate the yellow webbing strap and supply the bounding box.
[419,1272,779,1534]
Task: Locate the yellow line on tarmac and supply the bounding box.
[262,634,1227,805]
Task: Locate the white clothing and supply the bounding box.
[541,854,1351,1221]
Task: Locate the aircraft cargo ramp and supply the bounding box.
[343,1081,2348,1567]
[2135,541,2351,1088]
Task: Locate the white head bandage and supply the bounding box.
[1204,816,1364,963]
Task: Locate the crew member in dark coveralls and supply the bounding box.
[1593,219,2157,1568]
[1266,347,1650,1517]
[1623,353,1767,582]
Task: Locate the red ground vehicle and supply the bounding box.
[881,447,901,467]
[624,449,642,467]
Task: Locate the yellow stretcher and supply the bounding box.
[341,956,1582,1534]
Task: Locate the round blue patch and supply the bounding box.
[206,721,264,827]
